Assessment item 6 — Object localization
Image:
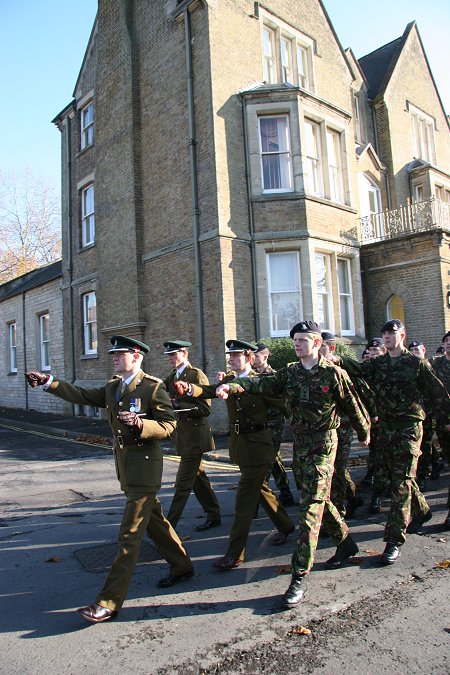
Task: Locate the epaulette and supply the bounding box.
[143,373,163,383]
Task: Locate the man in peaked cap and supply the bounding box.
[215,321,370,608]
[174,338,295,570]
[253,341,296,507]
[162,339,221,531]
[26,334,193,623]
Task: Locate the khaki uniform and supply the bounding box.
[45,372,192,611]
[164,364,220,526]
[189,371,294,561]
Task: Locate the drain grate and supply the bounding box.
[74,540,160,572]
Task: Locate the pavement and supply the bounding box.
[0,405,368,467]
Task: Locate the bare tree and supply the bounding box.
[0,168,61,283]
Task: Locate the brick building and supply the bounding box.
[2,1,448,425]
[0,261,69,414]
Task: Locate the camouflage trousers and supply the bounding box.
[291,430,348,576]
[436,424,450,507]
[371,423,390,497]
[378,422,429,545]
[417,415,438,480]
[330,420,357,515]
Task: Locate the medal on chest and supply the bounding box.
[129,398,142,413]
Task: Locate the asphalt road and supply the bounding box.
[0,426,449,674]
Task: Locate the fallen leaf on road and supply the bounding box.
[436,538,447,543]
[288,625,312,636]
[348,556,363,565]
[180,535,192,541]
[275,565,292,575]
[434,559,450,569]
[363,549,381,555]
[45,556,61,563]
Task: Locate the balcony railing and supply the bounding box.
[360,198,450,244]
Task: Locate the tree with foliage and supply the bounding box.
[0,169,61,283]
[261,336,357,370]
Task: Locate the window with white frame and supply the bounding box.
[81,102,94,150]
[81,184,95,246]
[281,36,293,84]
[259,115,293,192]
[315,253,333,331]
[8,322,17,373]
[39,313,50,370]
[261,11,314,91]
[386,295,405,326]
[82,292,97,355]
[267,252,302,336]
[410,105,436,164]
[337,258,355,335]
[326,128,344,203]
[304,119,323,197]
[262,26,277,84]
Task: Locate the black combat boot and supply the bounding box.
[280,574,308,608]
[406,509,432,534]
[345,494,364,519]
[368,495,381,514]
[381,542,400,564]
[324,535,359,569]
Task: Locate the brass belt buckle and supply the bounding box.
[234,423,240,435]
[117,435,124,449]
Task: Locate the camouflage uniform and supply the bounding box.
[259,364,295,504]
[332,415,357,515]
[342,350,450,545]
[228,357,369,576]
[429,355,450,508]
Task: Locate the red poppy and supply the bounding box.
[321,385,330,393]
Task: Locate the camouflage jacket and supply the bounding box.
[429,355,450,394]
[228,356,370,441]
[340,350,450,427]
[257,364,286,438]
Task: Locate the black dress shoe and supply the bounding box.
[443,512,450,530]
[381,542,400,564]
[270,526,295,546]
[213,555,243,569]
[325,535,359,569]
[361,470,373,487]
[157,568,194,588]
[196,519,221,532]
[77,603,118,623]
[407,509,432,534]
[280,574,308,608]
[368,495,381,514]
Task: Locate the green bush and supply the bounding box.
[261,336,357,369]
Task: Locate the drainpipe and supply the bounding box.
[241,95,260,338]
[22,291,28,410]
[184,8,206,371]
[65,113,76,385]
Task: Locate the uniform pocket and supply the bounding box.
[125,449,163,490]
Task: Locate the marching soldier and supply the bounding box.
[216,322,370,608]
[163,340,221,531]
[337,320,450,562]
[175,339,295,570]
[253,342,295,507]
[25,335,193,623]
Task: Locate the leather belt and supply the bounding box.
[233,422,267,435]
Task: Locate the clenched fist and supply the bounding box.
[174,380,190,396]
[117,411,143,434]
[26,371,50,388]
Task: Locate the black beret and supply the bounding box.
[255,342,269,353]
[321,331,335,341]
[225,339,258,353]
[290,321,321,339]
[108,335,150,355]
[368,337,383,348]
[442,331,450,343]
[408,340,424,350]
[380,319,404,333]
[163,340,192,354]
